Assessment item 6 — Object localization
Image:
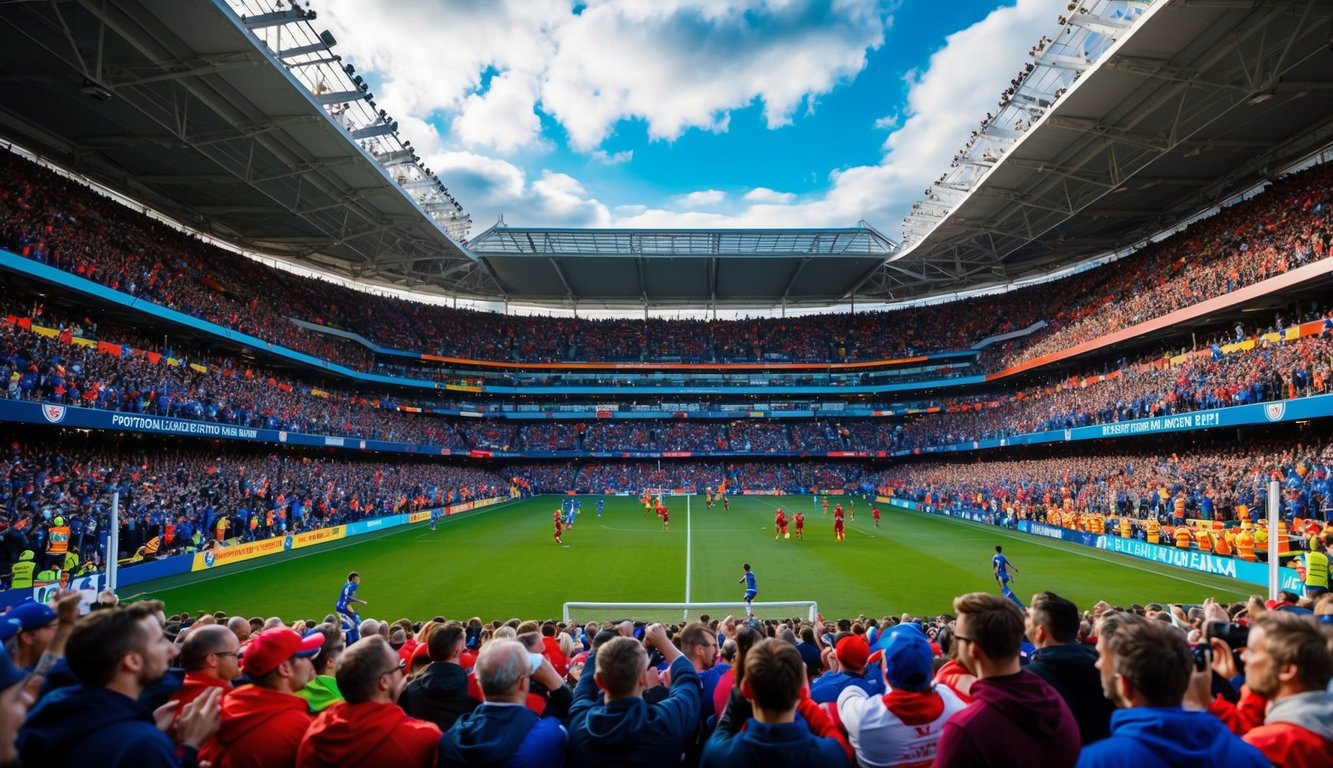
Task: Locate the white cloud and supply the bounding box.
[543,0,892,150]
[742,188,796,204]
[450,70,545,153]
[319,0,1065,236]
[677,189,726,208]
[589,149,633,166]
[430,151,610,228]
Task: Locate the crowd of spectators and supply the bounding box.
[0,434,514,588]
[867,436,1333,527]
[2,577,1328,767]
[4,148,1331,371]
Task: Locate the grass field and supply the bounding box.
[136,495,1256,621]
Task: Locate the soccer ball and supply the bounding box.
[784,532,790,539]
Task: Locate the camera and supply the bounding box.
[1189,644,1211,672]
[1204,620,1249,649]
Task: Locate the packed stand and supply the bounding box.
[5,148,1332,369]
[0,434,515,588]
[3,574,1328,768]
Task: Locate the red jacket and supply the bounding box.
[541,635,569,679]
[297,700,441,768]
[199,684,313,768]
[168,672,232,736]
[1242,691,1333,768]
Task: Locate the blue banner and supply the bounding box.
[344,513,410,537]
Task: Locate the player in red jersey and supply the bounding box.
[834,503,843,521]
[774,508,788,539]
[872,505,881,528]
[553,510,564,544]
[661,503,669,531]
[833,504,845,542]
[793,511,805,540]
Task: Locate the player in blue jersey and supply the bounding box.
[992,546,1025,608]
[336,571,367,641]
[738,563,758,617]
[597,497,604,517]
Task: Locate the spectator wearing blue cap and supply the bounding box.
[0,635,35,767]
[835,624,969,767]
[18,602,222,767]
[4,601,58,672]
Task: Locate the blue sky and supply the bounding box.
[314,0,1068,239]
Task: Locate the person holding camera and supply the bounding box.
[1232,612,1332,767]
[438,639,568,768]
[567,622,701,767]
[1078,617,1268,767]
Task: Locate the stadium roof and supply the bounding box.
[873,0,1333,301]
[466,225,899,308]
[0,0,1330,311]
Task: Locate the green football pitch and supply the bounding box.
[134,495,1255,622]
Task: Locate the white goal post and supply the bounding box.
[562,600,818,624]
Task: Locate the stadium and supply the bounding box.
[0,1,1330,767]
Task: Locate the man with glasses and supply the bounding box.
[298,635,441,767]
[169,625,239,721]
[199,626,321,767]
[934,592,1079,768]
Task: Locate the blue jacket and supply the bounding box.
[1075,706,1270,768]
[18,685,192,768]
[440,702,566,768]
[701,717,849,768]
[568,653,701,767]
[808,670,882,704]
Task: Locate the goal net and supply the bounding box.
[563,600,818,625]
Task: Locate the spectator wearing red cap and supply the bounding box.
[199,626,321,767]
[835,624,968,767]
[399,622,479,732]
[934,592,1079,768]
[18,603,221,768]
[1237,612,1333,767]
[810,634,881,704]
[297,635,441,767]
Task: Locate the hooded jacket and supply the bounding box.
[18,685,187,768]
[199,684,313,768]
[297,699,441,767]
[702,696,851,768]
[1026,642,1115,744]
[1242,690,1333,768]
[400,661,480,732]
[439,701,567,768]
[568,653,701,767]
[1075,706,1271,768]
[933,669,1080,768]
[295,674,343,713]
